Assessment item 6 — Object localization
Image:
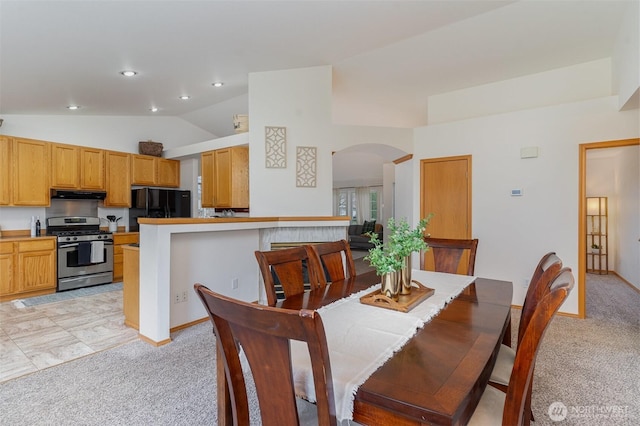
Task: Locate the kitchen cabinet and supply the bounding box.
[80,148,105,190]
[52,144,105,190]
[201,146,249,209]
[104,151,131,207]
[0,136,10,205]
[131,155,180,187]
[113,232,139,282]
[51,143,80,188]
[122,245,139,329]
[0,237,56,301]
[11,137,51,206]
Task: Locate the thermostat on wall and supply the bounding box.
[511,189,523,196]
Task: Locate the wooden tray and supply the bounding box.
[360,280,435,313]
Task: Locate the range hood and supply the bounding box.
[50,189,107,200]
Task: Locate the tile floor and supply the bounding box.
[0,288,138,383]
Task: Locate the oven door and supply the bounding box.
[57,241,114,291]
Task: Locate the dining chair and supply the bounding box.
[308,239,356,285]
[489,252,563,422]
[255,245,324,306]
[468,267,574,426]
[420,237,479,275]
[194,284,338,425]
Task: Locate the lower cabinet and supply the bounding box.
[113,233,139,282]
[122,245,139,330]
[0,238,56,301]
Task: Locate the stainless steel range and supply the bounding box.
[46,216,114,291]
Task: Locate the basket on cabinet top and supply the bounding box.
[138,140,163,157]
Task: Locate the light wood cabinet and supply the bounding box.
[12,137,51,206]
[0,238,57,301]
[113,232,139,282]
[200,151,215,207]
[0,241,16,295]
[201,146,249,209]
[51,143,80,188]
[80,148,105,190]
[131,154,156,186]
[131,154,180,187]
[105,151,131,207]
[0,136,10,205]
[156,158,180,187]
[122,245,140,330]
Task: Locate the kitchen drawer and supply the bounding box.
[0,241,14,254]
[114,245,124,256]
[114,233,139,245]
[17,239,55,252]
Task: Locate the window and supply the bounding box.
[335,186,382,224]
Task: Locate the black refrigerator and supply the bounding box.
[129,188,191,231]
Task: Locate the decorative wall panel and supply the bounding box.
[265,126,286,168]
[296,146,317,187]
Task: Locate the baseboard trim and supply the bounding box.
[170,317,209,333]
[610,271,640,294]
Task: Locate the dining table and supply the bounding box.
[216,269,513,426]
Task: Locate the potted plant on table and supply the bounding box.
[364,215,433,299]
[591,243,601,254]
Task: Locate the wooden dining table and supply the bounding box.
[217,269,512,426]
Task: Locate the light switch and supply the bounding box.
[511,189,523,196]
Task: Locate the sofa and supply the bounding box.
[348,221,383,250]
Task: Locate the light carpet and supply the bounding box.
[1,273,638,425]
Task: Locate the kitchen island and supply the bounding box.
[136,216,350,345]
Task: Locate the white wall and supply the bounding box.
[248,65,414,217]
[427,59,613,125]
[0,115,214,152]
[614,146,640,287]
[413,97,639,315]
[613,0,640,109]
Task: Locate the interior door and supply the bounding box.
[420,155,472,273]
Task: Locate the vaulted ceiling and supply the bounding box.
[0,1,633,137]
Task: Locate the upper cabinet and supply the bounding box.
[80,148,105,190]
[52,143,105,190]
[132,154,180,188]
[104,151,131,207]
[0,136,11,205]
[11,137,51,206]
[201,146,249,209]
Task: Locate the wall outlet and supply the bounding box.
[181,291,188,302]
[174,292,181,304]
[232,278,239,289]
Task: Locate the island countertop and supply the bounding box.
[137,216,349,225]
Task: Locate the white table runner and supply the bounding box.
[290,269,476,422]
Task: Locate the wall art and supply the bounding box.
[265,126,287,168]
[296,146,317,187]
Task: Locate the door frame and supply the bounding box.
[578,138,639,318]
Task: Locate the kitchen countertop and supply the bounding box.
[0,235,56,242]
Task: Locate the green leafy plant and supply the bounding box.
[591,243,600,249]
[364,215,433,276]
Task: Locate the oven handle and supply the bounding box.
[59,242,114,249]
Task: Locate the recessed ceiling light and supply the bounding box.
[150,107,159,112]
[67,105,80,110]
[120,70,137,77]
[179,95,190,100]
[212,82,223,87]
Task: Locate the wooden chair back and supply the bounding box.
[502,268,574,425]
[255,246,323,306]
[518,252,562,345]
[309,240,356,285]
[194,284,337,425]
[420,237,479,275]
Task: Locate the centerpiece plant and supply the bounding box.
[364,214,433,298]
